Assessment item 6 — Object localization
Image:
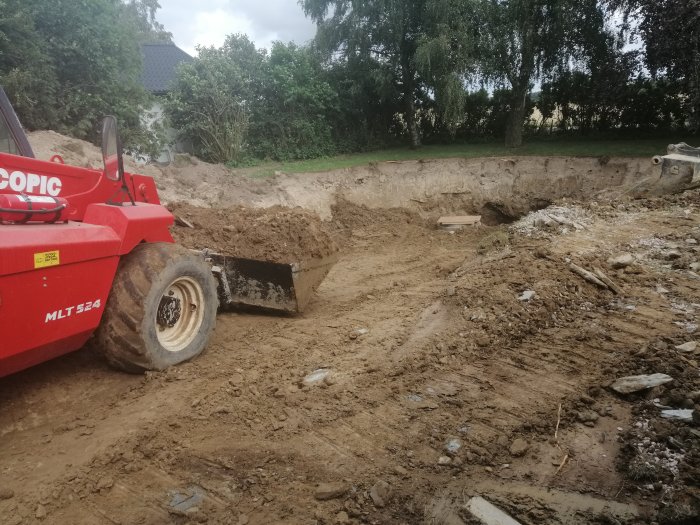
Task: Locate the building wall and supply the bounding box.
[138,100,191,165]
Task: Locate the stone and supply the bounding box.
[611,373,673,394]
[303,369,330,385]
[686,238,698,245]
[445,438,462,455]
[336,510,350,524]
[369,480,392,507]
[690,262,700,272]
[36,504,47,520]
[675,341,697,353]
[518,290,536,302]
[665,250,682,260]
[509,438,530,457]
[96,476,114,491]
[576,410,599,424]
[437,456,452,465]
[314,482,349,501]
[465,496,523,525]
[608,254,634,269]
[393,465,409,477]
[0,488,14,500]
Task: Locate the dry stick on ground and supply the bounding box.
[568,262,609,289]
[553,403,569,477]
[554,403,562,441]
[615,481,626,499]
[555,454,569,476]
[593,267,622,295]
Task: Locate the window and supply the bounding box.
[0,111,20,155]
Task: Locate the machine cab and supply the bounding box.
[0,88,34,158]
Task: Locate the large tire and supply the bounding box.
[95,243,218,373]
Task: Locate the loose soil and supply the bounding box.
[169,203,338,263]
[1,132,698,524]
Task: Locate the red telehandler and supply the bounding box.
[0,88,335,377]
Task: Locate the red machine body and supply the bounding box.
[0,151,174,377]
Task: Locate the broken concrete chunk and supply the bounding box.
[303,368,330,385]
[445,438,462,455]
[518,290,536,302]
[611,373,673,394]
[314,482,349,501]
[661,409,694,422]
[608,254,634,269]
[465,496,523,525]
[675,341,697,353]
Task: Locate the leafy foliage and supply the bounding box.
[248,43,339,161]
[0,0,163,155]
[166,35,262,164]
[301,0,431,149]
[610,0,700,132]
[0,0,695,166]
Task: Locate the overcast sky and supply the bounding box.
[158,0,317,56]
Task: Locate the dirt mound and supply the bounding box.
[169,203,338,263]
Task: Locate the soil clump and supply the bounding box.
[169,203,338,263]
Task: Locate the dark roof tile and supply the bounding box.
[141,43,193,94]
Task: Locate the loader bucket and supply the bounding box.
[206,252,338,314]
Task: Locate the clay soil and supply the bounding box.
[1,138,699,524]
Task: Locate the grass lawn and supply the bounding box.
[242,136,697,177]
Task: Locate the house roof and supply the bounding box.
[140,43,193,94]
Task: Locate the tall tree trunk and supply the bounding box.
[401,37,420,150]
[406,93,420,149]
[505,20,535,148]
[505,86,527,148]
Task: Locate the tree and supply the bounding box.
[121,0,173,43]
[0,0,59,129]
[249,42,340,160]
[490,0,607,147]
[166,35,264,163]
[440,0,608,147]
[416,0,479,136]
[610,0,700,133]
[0,0,162,154]
[301,0,429,149]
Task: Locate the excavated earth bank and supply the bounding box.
[0,132,697,525]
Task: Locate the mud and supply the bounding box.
[2,131,697,524]
[169,203,338,263]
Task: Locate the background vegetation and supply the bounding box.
[0,0,697,164]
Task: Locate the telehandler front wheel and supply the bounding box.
[95,243,218,373]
